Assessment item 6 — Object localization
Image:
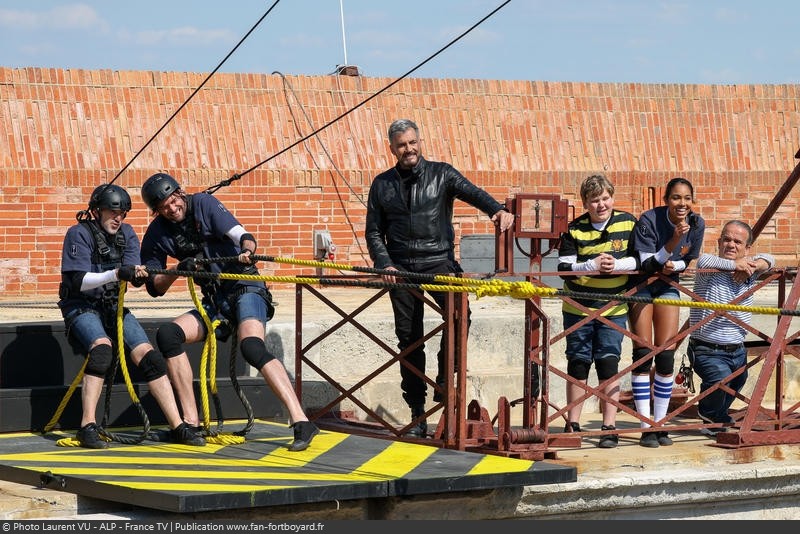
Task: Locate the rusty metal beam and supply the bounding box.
[751,148,800,241]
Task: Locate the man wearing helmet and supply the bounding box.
[139,173,319,452]
[58,184,206,449]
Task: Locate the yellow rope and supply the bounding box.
[648,296,785,315]
[205,433,246,445]
[472,279,790,315]
[171,268,795,316]
[188,278,216,433]
[215,273,329,284]
[254,255,497,287]
[187,278,245,444]
[115,282,141,406]
[44,358,88,434]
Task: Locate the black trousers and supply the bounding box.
[388,259,472,407]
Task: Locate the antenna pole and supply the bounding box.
[339,0,348,66]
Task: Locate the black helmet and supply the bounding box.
[89,184,131,212]
[142,172,181,211]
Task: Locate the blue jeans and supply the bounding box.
[65,309,150,352]
[563,312,626,365]
[687,339,747,423]
[190,288,271,339]
[633,279,679,299]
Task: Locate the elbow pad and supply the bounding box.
[641,256,662,274]
[239,233,257,253]
[67,272,86,294]
[557,262,575,281]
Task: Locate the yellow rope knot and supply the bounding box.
[508,281,539,299]
[475,279,508,298]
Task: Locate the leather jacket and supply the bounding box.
[365,156,506,268]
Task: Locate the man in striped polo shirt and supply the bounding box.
[557,174,638,448]
[688,220,774,436]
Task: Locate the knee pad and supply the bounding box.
[137,350,167,382]
[85,344,113,378]
[567,359,591,381]
[595,357,619,381]
[632,347,652,375]
[240,337,275,370]
[156,322,186,358]
[655,349,675,376]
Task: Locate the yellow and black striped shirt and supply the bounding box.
[557,210,637,316]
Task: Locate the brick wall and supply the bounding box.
[1,67,799,298]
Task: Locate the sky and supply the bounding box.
[0,1,799,85]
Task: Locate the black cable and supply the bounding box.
[110,0,282,187]
[154,255,446,283]
[204,0,512,193]
[273,70,370,265]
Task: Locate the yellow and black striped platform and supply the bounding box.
[0,419,576,513]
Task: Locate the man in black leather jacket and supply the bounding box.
[365,118,515,437]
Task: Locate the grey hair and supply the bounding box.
[388,119,419,141]
[723,220,754,246]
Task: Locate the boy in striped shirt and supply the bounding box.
[557,175,638,448]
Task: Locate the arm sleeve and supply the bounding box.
[449,164,505,216]
[696,254,735,270]
[80,270,118,291]
[614,257,638,271]
[654,247,670,265]
[226,224,246,244]
[557,257,597,272]
[365,181,393,269]
[752,253,775,270]
[671,260,687,272]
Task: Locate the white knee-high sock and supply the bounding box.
[653,373,674,423]
[631,374,651,429]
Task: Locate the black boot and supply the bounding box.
[405,404,428,438]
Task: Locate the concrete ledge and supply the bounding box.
[3,456,799,520]
[519,460,800,520]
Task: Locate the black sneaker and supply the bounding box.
[639,431,660,448]
[564,421,581,433]
[700,426,727,437]
[405,405,428,438]
[598,425,618,448]
[698,413,728,437]
[657,431,673,446]
[404,420,428,438]
[171,422,206,446]
[288,421,319,452]
[76,422,109,449]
